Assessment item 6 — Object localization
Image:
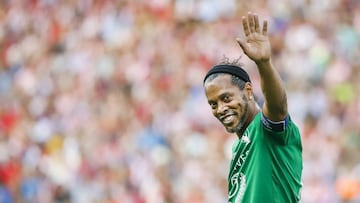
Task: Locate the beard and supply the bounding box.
[226,97,249,134]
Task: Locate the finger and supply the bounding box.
[236,37,248,53]
[254,14,260,33]
[262,20,268,36]
[242,16,250,37]
[248,12,255,33]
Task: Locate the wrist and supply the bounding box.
[255,59,271,68]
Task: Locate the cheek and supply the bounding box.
[239,95,249,107]
[236,100,248,112]
[212,110,217,116]
[241,95,249,103]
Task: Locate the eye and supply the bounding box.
[223,95,231,103]
[209,102,217,109]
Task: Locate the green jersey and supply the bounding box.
[228,113,302,203]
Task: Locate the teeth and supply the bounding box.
[223,115,234,123]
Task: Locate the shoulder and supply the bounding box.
[260,112,301,145]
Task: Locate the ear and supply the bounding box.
[244,82,254,100]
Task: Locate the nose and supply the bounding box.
[216,102,228,115]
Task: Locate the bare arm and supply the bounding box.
[236,12,287,121]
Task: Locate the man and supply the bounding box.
[203,12,303,203]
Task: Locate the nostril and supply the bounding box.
[217,105,228,115]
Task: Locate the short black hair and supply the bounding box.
[204,56,250,90]
[204,73,247,90]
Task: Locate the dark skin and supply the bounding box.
[236,12,288,121]
[205,75,260,137]
[204,12,288,138]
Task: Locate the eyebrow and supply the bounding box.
[219,92,232,99]
[208,92,232,103]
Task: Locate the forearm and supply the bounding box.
[256,59,288,121]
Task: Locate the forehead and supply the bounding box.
[205,74,232,88]
[204,74,241,97]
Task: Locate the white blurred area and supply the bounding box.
[0,0,359,202]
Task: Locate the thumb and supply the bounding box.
[236,37,247,53]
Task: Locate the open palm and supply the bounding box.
[237,12,271,63]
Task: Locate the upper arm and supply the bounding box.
[261,112,289,133]
[262,93,288,121]
[261,112,294,145]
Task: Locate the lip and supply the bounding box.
[220,113,236,123]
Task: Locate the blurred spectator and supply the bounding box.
[0,0,359,202]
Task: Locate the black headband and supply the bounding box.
[203,64,251,84]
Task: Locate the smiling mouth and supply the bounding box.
[221,114,236,124]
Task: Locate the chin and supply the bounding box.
[225,122,244,134]
[226,128,236,133]
[225,126,238,133]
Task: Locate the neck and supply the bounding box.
[236,103,261,138]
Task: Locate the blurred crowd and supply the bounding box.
[0,0,359,202]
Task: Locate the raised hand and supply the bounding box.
[236,12,271,64]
